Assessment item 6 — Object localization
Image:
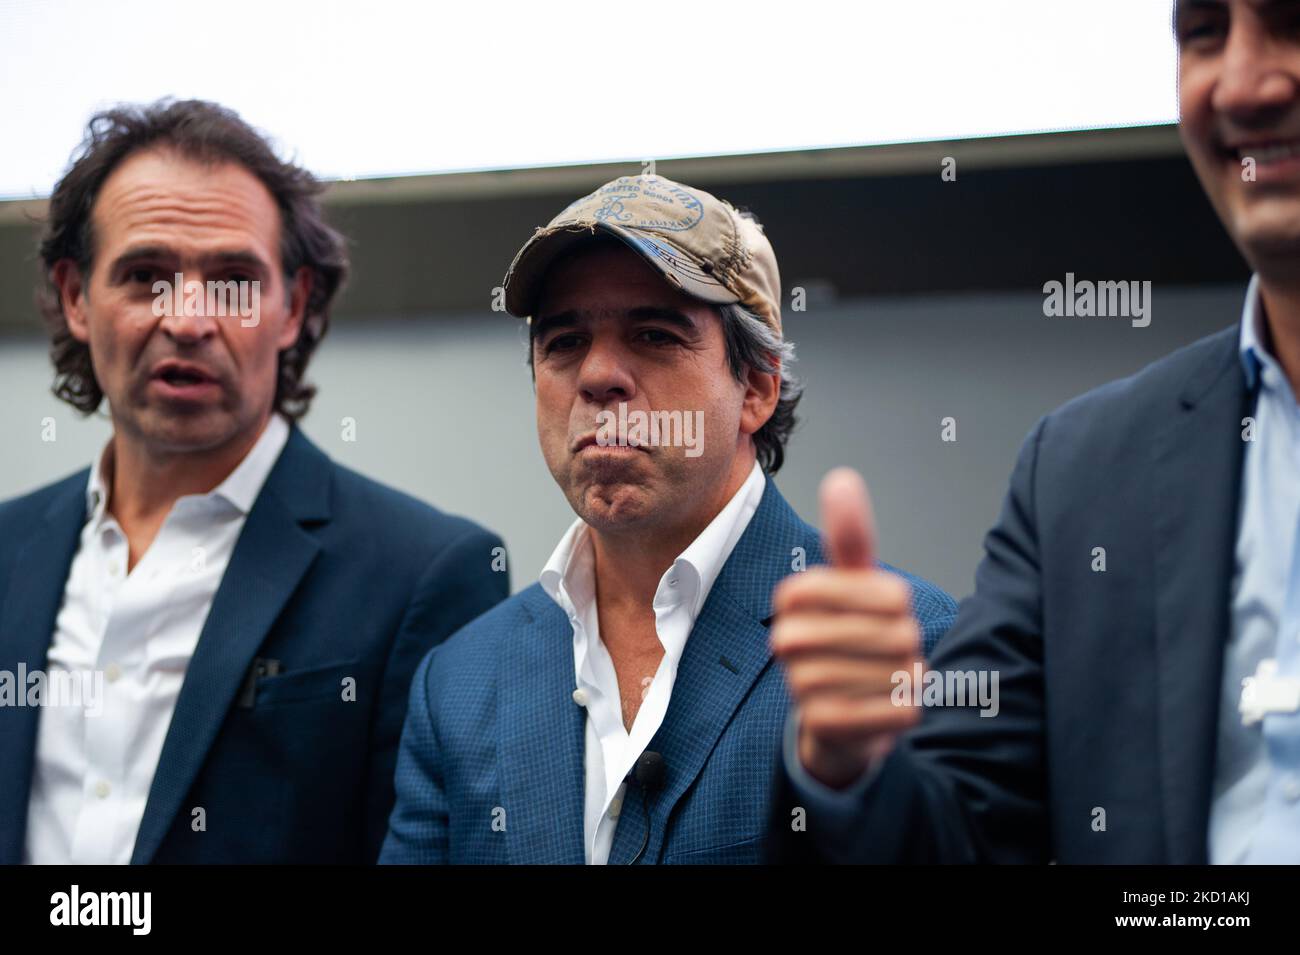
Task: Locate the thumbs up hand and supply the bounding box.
[821,466,877,569]
[771,468,924,789]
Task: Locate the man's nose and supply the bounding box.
[158,275,219,344]
[576,338,636,406]
[1212,22,1298,121]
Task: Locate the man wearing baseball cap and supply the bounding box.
[380,174,956,864]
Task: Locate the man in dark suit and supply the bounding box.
[0,99,507,864]
[380,176,956,864]
[769,0,1300,863]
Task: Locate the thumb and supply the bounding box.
[819,467,876,570]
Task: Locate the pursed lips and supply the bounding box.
[570,433,649,454]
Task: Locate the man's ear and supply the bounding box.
[278,266,312,350]
[52,260,91,343]
[739,360,781,437]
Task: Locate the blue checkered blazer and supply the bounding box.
[380,477,956,864]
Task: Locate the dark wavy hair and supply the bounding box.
[36,98,349,418]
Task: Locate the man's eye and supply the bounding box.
[1179,18,1227,47]
[544,334,582,353]
[1278,8,1300,37]
[638,328,680,346]
[127,267,157,284]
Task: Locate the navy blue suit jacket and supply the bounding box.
[0,426,509,863]
[380,478,956,864]
[771,326,1254,864]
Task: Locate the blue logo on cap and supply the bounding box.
[569,177,705,232]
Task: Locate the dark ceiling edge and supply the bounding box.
[2,124,1241,331]
[0,125,1182,223]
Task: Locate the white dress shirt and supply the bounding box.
[1210,275,1300,863]
[23,414,290,864]
[539,460,765,864]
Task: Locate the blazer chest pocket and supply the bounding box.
[248,659,361,708]
[664,833,766,865]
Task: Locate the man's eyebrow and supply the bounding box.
[1254,0,1300,15]
[625,306,701,333]
[531,305,701,343]
[200,249,272,273]
[106,245,272,275]
[1175,0,1226,28]
[531,310,579,341]
[106,244,175,274]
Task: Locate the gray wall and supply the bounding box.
[0,282,1244,601]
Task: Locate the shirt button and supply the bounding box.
[1284,778,1300,804]
[94,780,111,799]
[104,663,122,684]
[572,688,589,707]
[108,560,124,578]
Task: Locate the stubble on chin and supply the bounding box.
[568,476,659,533]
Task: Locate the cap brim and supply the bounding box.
[503,221,739,319]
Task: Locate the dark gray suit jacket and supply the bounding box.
[771,325,1255,863]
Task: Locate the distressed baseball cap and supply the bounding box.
[503,174,782,334]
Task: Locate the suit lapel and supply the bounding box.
[130,428,330,863]
[608,480,821,864]
[498,586,586,864]
[0,477,87,864]
[1151,330,1252,864]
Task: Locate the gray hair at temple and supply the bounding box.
[716,301,802,475]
